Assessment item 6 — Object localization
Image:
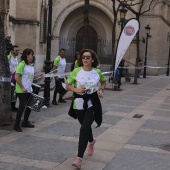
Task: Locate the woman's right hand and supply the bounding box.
[75,87,86,93]
[22,87,28,93]
[55,76,59,81]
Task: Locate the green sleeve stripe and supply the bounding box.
[54,56,60,66]
[74,60,78,69]
[67,67,81,85]
[73,100,77,109]
[16,61,26,75]
[94,68,107,82]
[7,55,11,61]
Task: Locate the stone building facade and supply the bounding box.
[0,0,170,75]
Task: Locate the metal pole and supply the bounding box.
[83,0,89,49]
[44,0,52,106]
[143,34,148,78]
[166,46,170,76]
[121,19,124,32]
[113,19,124,90]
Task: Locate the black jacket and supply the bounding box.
[68,91,102,127]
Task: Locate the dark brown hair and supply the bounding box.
[77,49,99,68]
[11,45,19,51]
[59,48,66,52]
[20,48,34,65]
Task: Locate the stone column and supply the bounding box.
[51,38,60,59]
[0,0,9,34]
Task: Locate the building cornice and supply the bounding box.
[142,14,170,27]
[9,15,40,26]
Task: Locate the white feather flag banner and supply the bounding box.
[114,19,139,73]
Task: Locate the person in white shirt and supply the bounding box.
[14,48,44,132]
[66,49,106,169]
[52,48,67,105]
[7,45,19,111]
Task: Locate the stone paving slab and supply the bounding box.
[128,131,170,148]
[106,99,143,107]
[103,104,136,113]
[37,121,109,138]
[1,76,170,169]
[0,130,12,138]
[53,157,106,170]
[0,162,44,170]
[141,119,170,131]
[101,115,122,125]
[164,96,170,103]
[103,149,170,170]
[127,91,155,97]
[1,136,77,163]
[153,109,170,117]
[148,115,170,122]
[159,103,170,110]
[115,94,150,101]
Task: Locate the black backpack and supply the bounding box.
[70,61,75,71]
[51,60,54,70]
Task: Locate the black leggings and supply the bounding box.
[74,107,94,158]
[15,93,31,125]
[53,78,64,100]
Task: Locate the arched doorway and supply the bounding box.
[76,26,97,52]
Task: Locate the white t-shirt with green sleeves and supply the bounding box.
[54,56,66,78]
[7,55,18,74]
[15,61,34,93]
[67,67,106,110]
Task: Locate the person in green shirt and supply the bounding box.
[14,48,43,132]
[52,48,67,105]
[8,45,19,111]
[66,49,106,169]
[71,52,80,71]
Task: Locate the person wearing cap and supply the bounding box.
[5,35,13,55]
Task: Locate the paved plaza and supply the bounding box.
[1,76,170,170]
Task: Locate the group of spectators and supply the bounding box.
[5,35,43,132]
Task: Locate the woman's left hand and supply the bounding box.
[38,73,45,78]
[34,72,45,79]
[97,89,104,98]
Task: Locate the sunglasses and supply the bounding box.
[82,55,91,60]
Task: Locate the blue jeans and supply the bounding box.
[137,69,142,78]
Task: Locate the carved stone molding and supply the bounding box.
[9,16,40,26]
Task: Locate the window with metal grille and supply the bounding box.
[40,0,47,43]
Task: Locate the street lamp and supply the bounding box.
[119,6,128,31]
[113,6,128,91]
[166,32,170,76]
[44,0,52,106]
[143,25,151,78]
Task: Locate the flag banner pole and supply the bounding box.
[114,18,140,80]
